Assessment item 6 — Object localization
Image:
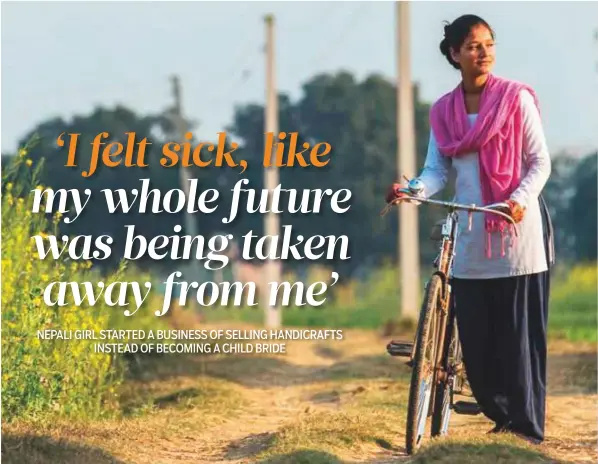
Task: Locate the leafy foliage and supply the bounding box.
[543,151,597,262]
[1,151,164,423]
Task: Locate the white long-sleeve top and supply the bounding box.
[416,89,552,279]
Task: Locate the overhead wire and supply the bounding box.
[307,2,371,71]
[199,3,374,137]
[204,38,263,108]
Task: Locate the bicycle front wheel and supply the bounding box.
[405,274,442,455]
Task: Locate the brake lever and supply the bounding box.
[379,185,418,216]
[379,199,398,216]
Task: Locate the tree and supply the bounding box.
[226,70,437,276]
[543,151,597,263]
[543,152,579,261]
[11,106,191,271]
[567,152,597,261]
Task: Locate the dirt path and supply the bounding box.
[189,327,597,464]
[3,325,597,463]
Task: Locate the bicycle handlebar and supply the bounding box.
[380,189,518,234]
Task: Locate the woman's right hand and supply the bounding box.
[385,182,407,203]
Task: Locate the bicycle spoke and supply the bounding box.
[416,378,433,440]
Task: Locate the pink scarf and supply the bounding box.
[429,73,539,258]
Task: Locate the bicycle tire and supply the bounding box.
[405,274,442,455]
[430,315,461,437]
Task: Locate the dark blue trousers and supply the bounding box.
[452,270,550,442]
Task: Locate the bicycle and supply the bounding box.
[380,178,517,455]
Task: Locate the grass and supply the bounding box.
[2,373,248,464]
[257,409,400,459]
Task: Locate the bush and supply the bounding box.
[548,264,597,343]
[1,151,164,423]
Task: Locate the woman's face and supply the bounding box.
[451,24,495,77]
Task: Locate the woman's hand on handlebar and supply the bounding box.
[385,182,407,203]
[486,200,525,224]
[506,199,526,223]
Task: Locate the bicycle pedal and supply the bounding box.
[386,341,412,358]
[453,401,482,415]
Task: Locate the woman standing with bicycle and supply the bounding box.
[386,15,554,444]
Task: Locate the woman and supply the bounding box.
[386,15,554,444]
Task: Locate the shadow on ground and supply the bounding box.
[257,449,345,463]
[407,442,579,464]
[225,432,277,460]
[1,433,125,464]
[126,351,411,388]
[547,351,597,395]
[248,442,575,463]
[124,335,596,397]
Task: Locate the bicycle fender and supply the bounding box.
[431,271,449,307]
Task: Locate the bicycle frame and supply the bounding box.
[384,189,513,356]
[382,182,518,435]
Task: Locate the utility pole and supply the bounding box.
[263,14,282,328]
[396,1,420,320]
[170,76,202,310]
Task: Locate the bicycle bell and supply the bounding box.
[407,178,424,196]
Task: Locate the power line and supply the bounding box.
[307,2,371,71]
[202,22,284,109]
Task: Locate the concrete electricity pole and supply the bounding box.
[396,1,420,320]
[264,14,282,328]
[170,76,203,297]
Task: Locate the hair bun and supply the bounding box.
[442,21,452,37]
[439,38,448,54]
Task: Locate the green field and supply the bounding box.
[205,263,598,343]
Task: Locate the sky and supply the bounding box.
[2,1,598,157]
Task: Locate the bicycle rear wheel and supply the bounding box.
[405,275,442,455]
